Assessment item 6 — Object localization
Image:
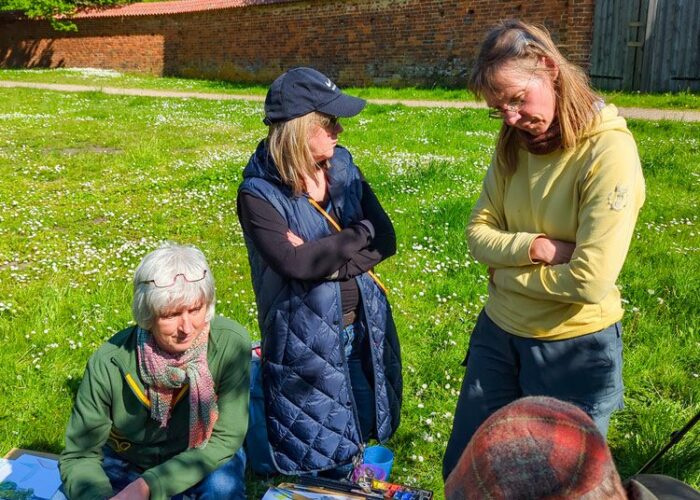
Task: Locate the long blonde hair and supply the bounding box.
[469,19,601,175]
[267,112,332,195]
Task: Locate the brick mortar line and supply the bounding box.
[1,80,699,122]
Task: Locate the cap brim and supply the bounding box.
[316,93,366,118]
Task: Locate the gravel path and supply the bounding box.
[2,80,699,122]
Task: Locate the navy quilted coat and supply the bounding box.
[238,141,402,474]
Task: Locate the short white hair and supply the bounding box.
[132,244,215,330]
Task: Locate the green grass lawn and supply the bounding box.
[1,68,699,110]
[0,86,698,498]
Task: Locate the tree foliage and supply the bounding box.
[0,0,136,30]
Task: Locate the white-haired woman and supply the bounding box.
[59,244,250,500]
[237,67,402,475]
[443,20,645,479]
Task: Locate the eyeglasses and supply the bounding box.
[488,96,527,119]
[487,69,536,119]
[317,114,340,129]
[140,270,207,288]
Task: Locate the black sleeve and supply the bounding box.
[335,179,397,280]
[237,192,373,281]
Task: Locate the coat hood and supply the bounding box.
[580,104,632,141]
[241,140,354,203]
[242,140,286,188]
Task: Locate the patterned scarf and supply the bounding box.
[136,326,219,449]
[516,117,562,155]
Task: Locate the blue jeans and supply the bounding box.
[341,320,376,441]
[102,446,246,499]
[318,320,376,480]
[442,311,624,480]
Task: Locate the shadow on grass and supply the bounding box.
[65,375,83,401]
[618,430,700,483]
[16,439,62,455]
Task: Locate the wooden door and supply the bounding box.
[590,0,700,91]
[589,0,649,91]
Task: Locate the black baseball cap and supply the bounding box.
[263,67,366,125]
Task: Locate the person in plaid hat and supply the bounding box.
[444,396,700,499]
[444,396,627,500]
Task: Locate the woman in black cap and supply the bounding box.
[237,67,402,476]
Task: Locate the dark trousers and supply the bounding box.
[442,311,624,480]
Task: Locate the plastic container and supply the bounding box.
[363,445,394,481]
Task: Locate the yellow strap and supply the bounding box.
[125,373,151,408]
[174,384,189,405]
[125,374,189,407]
[307,198,389,295]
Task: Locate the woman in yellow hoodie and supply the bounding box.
[443,19,645,480]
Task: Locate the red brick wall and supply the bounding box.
[0,0,596,87]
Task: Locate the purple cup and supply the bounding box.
[352,463,386,482]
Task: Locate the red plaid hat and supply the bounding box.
[444,396,626,500]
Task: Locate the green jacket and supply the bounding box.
[59,316,250,500]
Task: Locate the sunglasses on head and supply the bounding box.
[140,270,207,288]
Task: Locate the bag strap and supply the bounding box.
[308,198,388,294]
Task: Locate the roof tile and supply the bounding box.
[74,0,292,18]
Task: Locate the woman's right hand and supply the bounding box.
[530,236,575,265]
[110,478,149,500]
[286,230,305,247]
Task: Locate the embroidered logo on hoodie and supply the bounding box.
[608,185,629,211]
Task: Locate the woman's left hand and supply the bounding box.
[530,236,576,265]
[110,478,150,500]
[286,230,305,247]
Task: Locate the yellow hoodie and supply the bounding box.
[467,104,645,340]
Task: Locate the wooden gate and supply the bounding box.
[590,0,700,92]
